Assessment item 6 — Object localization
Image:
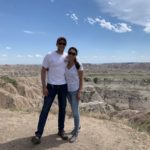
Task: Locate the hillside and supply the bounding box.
[0,64,150,150]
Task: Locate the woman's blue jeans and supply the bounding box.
[67,90,80,134]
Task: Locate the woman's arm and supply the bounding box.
[78,70,84,92]
[77,70,84,100]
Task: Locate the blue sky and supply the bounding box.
[0,0,150,64]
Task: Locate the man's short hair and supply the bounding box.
[56,37,67,45]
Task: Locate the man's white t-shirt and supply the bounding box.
[65,64,83,92]
[42,51,67,85]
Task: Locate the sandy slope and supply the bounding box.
[0,109,150,150]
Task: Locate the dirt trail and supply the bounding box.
[0,109,150,150]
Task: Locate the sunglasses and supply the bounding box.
[58,42,66,46]
[68,52,76,56]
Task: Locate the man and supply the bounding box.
[32,37,68,144]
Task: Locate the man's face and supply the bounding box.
[57,40,66,52]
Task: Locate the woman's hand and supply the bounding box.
[77,90,82,101]
[42,87,48,96]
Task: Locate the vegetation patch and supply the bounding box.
[129,112,150,135]
[143,79,150,85]
[0,76,18,87]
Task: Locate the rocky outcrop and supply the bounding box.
[95,87,150,111]
[80,101,115,115]
[0,76,42,110]
[81,85,103,103]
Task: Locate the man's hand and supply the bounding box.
[41,67,48,96]
[42,87,48,96]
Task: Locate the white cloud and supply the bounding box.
[23,30,34,34]
[79,54,150,63]
[108,1,114,6]
[16,54,43,58]
[66,13,79,24]
[23,30,45,35]
[5,46,12,50]
[143,23,150,33]
[87,17,132,33]
[87,18,96,25]
[2,54,7,57]
[35,54,43,58]
[50,0,55,3]
[95,0,150,33]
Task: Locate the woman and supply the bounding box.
[65,47,84,143]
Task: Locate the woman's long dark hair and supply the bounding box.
[68,47,80,70]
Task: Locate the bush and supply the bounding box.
[143,79,150,85]
[1,76,18,87]
[84,77,92,82]
[93,77,99,84]
[103,78,112,84]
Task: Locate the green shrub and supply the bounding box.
[93,77,98,84]
[84,77,92,82]
[1,76,18,87]
[103,78,112,83]
[143,79,150,84]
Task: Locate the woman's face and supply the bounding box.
[68,49,77,62]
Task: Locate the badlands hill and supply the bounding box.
[1,63,150,113]
[0,63,150,150]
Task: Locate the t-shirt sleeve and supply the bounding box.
[42,54,49,69]
[79,63,84,71]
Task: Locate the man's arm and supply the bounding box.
[41,67,48,96]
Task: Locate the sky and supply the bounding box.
[0,0,150,64]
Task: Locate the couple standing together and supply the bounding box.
[32,37,84,144]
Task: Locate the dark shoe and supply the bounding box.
[69,134,78,143]
[58,130,68,140]
[31,136,41,145]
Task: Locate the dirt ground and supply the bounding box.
[0,109,150,150]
